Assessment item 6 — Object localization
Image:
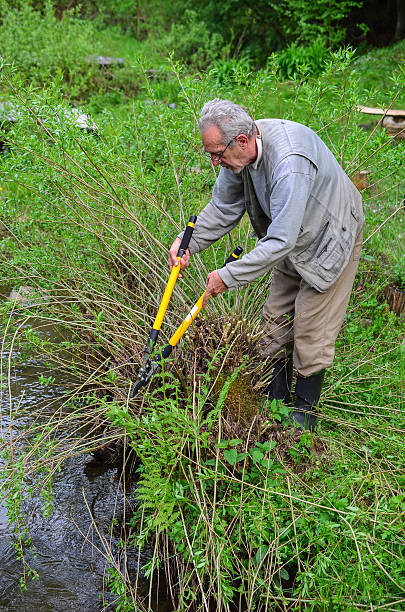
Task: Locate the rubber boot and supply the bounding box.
[266,357,293,404]
[292,370,325,432]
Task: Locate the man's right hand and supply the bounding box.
[168,237,191,272]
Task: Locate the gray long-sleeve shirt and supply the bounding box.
[186,155,316,288]
[222,155,316,287]
[182,119,364,292]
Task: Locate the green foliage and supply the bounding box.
[279,0,364,48]
[38,374,55,386]
[0,1,147,99]
[209,57,253,86]
[391,254,405,289]
[106,568,135,611]
[1,0,368,73]
[287,432,314,464]
[0,0,100,98]
[2,0,401,94]
[267,398,291,422]
[153,0,366,67]
[159,9,227,70]
[122,347,403,610]
[350,40,405,106]
[276,38,330,80]
[0,35,404,611]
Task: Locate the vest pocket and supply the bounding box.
[294,221,329,264]
[315,239,347,280]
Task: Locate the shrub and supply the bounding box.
[276,38,330,80]
[209,57,253,86]
[159,9,228,70]
[0,1,102,98]
[278,0,365,48]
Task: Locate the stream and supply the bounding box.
[0,288,168,611]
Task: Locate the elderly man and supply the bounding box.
[169,99,364,431]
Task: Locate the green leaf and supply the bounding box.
[390,495,404,507]
[278,403,290,417]
[229,438,243,447]
[250,448,264,464]
[215,441,230,449]
[236,452,248,463]
[280,568,289,581]
[216,438,243,449]
[258,441,277,451]
[319,511,331,523]
[223,449,238,465]
[255,546,269,564]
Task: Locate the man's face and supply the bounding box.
[201,125,254,174]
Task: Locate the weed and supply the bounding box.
[267,398,291,422]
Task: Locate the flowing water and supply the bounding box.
[0,288,168,611]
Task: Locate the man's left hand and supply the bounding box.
[202,270,228,307]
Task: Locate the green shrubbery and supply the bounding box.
[0,0,100,98]
[276,39,330,80]
[0,1,147,100]
[147,0,367,71]
[0,1,403,607]
[158,9,228,70]
[0,0,369,81]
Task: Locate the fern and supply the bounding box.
[136,462,180,533]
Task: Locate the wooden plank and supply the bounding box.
[357,105,405,117]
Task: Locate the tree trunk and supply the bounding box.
[395,0,405,39]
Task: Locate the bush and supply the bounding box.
[209,57,253,86]
[0,0,102,98]
[159,9,228,70]
[152,0,365,68]
[0,1,149,100]
[279,0,364,48]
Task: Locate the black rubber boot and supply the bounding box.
[266,357,293,404]
[292,370,325,432]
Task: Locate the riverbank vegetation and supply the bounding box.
[0,1,404,610]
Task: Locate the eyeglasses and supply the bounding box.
[204,136,236,162]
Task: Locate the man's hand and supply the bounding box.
[202,270,228,306]
[169,237,190,273]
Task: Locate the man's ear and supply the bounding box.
[236,133,249,148]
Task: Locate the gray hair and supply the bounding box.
[199,98,255,143]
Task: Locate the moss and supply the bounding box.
[214,372,261,425]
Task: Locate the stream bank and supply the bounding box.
[0,287,162,611]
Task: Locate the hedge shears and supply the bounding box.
[131,214,242,398]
